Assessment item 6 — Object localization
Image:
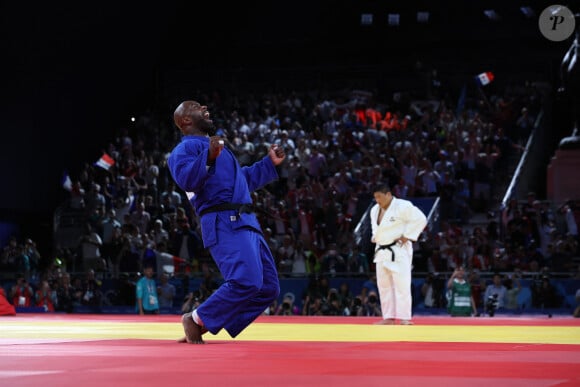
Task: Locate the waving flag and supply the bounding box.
[95,153,115,170]
[475,71,494,86]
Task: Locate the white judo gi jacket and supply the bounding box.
[370,196,427,321]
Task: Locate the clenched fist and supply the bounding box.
[269,144,285,166]
[207,136,225,165]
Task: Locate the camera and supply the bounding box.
[486,294,499,317]
[368,295,377,303]
[282,301,291,310]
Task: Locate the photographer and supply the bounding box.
[485,293,500,317]
[350,296,365,316]
[484,273,507,314]
[275,292,300,316]
[182,291,202,314]
[362,291,382,317]
[323,288,342,316]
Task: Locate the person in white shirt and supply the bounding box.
[484,273,507,311]
[369,183,427,325]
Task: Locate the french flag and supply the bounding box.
[475,71,494,86]
[95,153,115,170]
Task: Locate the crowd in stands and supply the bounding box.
[1,79,579,317]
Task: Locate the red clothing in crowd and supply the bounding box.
[0,288,16,316]
[35,289,55,312]
[12,283,33,307]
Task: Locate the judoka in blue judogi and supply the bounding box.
[168,100,286,343]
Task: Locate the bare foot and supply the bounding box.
[177,328,209,343]
[374,318,395,325]
[400,319,414,325]
[180,312,207,344]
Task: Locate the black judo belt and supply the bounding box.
[198,203,255,217]
[376,241,398,261]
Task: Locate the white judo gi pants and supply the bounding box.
[375,243,413,320]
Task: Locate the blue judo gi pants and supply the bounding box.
[195,224,280,338]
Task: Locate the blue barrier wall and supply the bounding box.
[7,276,580,315]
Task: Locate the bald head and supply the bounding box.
[174,100,216,136]
[174,100,200,132]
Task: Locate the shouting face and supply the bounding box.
[174,100,216,136]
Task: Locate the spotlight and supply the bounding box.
[388,13,400,26]
[417,11,429,24]
[483,9,501,21]
[520,6,535,19]
[360,13,373,26]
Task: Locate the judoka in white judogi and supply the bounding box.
[370,184,427,323]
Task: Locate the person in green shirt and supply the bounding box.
[447,266,477,317]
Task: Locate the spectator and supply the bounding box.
[101,209,122,275]
[157,272,176,310]
[130,201,151,236]
[446,266,477,317]
[116,273,137,306]
[421,272,445,308]
[22,238,41,281]
[169,216,204,272]
[136,264,159,315]
[55,272,76,313]
[290,239,310,277]
[12,245,31,283]
[514,107,535,144]
[504,275,521,311]
[160,182,182,208]
[560,201,579,247]
[35,280,56,312]
[80,269,103,307]
[79,223,105,274]
[10,275,34,308]
[468,269,485,311]
[321,242,346,276]
[277,234,296,276]
[150,219,169,246]
[346,244,369,276]
[531,275,561,309]
[1,237,19,273]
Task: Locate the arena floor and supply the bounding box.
[1,314,579,386]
